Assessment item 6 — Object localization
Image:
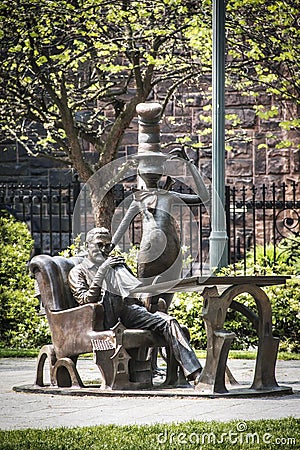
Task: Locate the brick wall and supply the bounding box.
[1,88,299,192]
[120,91,299,193]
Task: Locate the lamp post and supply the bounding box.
[209,0,228,271]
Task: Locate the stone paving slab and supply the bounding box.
[0,358,299,430]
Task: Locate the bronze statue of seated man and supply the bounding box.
[68,227,202,385]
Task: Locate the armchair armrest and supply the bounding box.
[48,303,105,358]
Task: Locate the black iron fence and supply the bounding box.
[0,179,80,255]
[226,181,300,273]
[1,180,299,274]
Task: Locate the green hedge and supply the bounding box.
[0,213,50,348]
[1,213,299,353]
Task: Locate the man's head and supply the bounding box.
[86,227,112,263]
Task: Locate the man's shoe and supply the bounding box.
[194,371,202,387]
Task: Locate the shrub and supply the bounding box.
[223,236,300,352]
[0,213,50,348]
[169,291,205,349]
[170,236,300,351]
[266,279,300,352]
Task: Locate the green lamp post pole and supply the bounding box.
[209,0,228,271]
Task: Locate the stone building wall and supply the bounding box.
[1,88,299,193]
[118,88,300,196]
[0,141,74,186]
[1,87,299,259]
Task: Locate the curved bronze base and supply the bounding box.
[13,383,293,398]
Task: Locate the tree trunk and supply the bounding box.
[92,190,115,229]
[92,96,145,230]
[74,96,148,231]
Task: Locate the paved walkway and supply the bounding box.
[0,358,299,430]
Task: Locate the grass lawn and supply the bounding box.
[197,349,300,361]
[0,418,299,449]
[0,348,39,358]
[1,347,299,360]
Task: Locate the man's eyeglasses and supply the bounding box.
[97,242,112,255]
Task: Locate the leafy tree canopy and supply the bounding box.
[0,0,212,185]
[226,0,300,134]
[1,0,299,226]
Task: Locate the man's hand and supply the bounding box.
[108,255,125,267]
[93,255,126,288]
[169,147,192,162]
[100,255,125,271]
